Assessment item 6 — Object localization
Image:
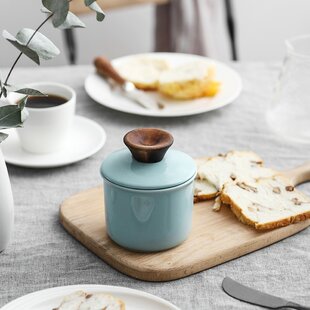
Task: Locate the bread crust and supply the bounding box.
[194,192,218,203]
[194,156,218,203]
[220,191,310,230]
[133,82,158,91]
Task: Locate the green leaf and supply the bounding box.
[0,81,7,98]
[0,80,3,98]
[5,85,45,96]
[17,96,28,110]
[88,2,105,21]
[15,88,45,96]
[3,29,60,65]
[57,12,86,29]
[2,87,7,98]
[41,7,85,29]
[84,0,96,5]
[41,7,51,14]
[3,30,40,65]
[0,105,23,130]
[16,28,60,60]
[42,0,69,27]
[0,132,8,143]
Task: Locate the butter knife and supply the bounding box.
[94,56,161,110]
[222,277,310,309]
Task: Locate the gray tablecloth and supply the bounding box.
[0,64,309,309]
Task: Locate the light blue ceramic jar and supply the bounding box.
[100,129,196,252]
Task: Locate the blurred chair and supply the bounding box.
[155,0,236,60]
[64,0,236,64]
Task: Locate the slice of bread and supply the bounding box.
[221,175,310,230]
[115,57,169,91]
[54,291,86,310]
[194,151,276,202]
[79,293,125,310]
[158,61,220,100]
[194,178,218,202]
[54,291,125,310]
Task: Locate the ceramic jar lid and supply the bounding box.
[100,128,196,190]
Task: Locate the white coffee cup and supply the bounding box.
[8,82,76,154]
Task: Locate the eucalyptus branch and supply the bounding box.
[0,13,53,99]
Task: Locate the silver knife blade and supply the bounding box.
[120,81,160,110]
[222,277,289,309]
[122,87,159,110]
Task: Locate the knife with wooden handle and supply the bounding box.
[94,56,162,110]
[222,277,310,309]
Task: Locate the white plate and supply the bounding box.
[1,116,106,168]
[85,52,242,117]
[0,284,179,310]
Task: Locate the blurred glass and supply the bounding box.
[267,34,310,143]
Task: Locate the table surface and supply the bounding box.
[0,63,309,309]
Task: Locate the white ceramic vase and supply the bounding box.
[0,147,14,252]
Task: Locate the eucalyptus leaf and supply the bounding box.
[5,85,45,96]
[3,29,60,64]
[15,88,45,96]
[84,0,96,5]
[3,30,40,65]
[41,7,51,14]
[88,2,105,21]
[0,105,23,130]
[1,86,7,98]
[0,132,8,143]
[17,96,28,110]
[58,12,86,29]
[42,0,69,27]
[3,87,7,98]
[0,79,6,98]
[15,28,60,60]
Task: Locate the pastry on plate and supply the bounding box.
[194,151,275,203]
[115,57,169,91]
[158,61,220,100]
[221,175,310,230]
[54,291,125,310]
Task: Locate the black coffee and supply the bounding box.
[26,94,67,108]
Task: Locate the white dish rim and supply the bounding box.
[0,284,180,309]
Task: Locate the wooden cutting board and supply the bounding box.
[59,161,310,282]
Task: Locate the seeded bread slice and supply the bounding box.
[79,293,125,310]
[194,151,275,202]
[54,291,86,310]
[221,175,310,230]
[54,291,125,310]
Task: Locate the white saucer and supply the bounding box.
[1,116,106,168]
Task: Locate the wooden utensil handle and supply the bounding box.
[94,56,126,85]
[283,161,310,186]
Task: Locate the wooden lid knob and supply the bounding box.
[124,128,174,163]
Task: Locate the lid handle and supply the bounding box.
[123,128,174,163]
